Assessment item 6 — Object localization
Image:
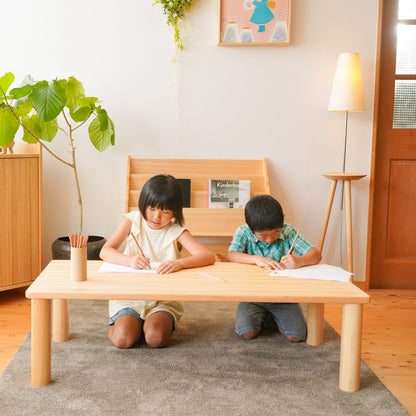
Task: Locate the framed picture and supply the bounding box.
[218,0,291,46]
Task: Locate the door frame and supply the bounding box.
[365,0,384,291]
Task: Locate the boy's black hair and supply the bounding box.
[138,174,185,226]
[245,195,284,232]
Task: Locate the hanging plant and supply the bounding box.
[153,0,196,51]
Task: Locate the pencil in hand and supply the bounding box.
[288,230,300,254]
[280,230,300,269]
[130,232,151,270]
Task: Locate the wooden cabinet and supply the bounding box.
[0,143,42,291]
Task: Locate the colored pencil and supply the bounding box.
[198,271,225,282]
[130,232,150,269]
[288,230,300,254]
[69,233,88,248]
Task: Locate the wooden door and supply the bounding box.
[368,0,416,288]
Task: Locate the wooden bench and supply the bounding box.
[126,158,271,258]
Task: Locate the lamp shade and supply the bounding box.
[328,52,365,112]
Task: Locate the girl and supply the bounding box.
[100,174,215,349]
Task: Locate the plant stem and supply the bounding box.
[62,109,83,233]
[8,106,74,168]
[71,144,83,234]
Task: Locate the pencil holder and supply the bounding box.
[71,247,87,282]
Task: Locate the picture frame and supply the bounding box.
[218,0,291,46]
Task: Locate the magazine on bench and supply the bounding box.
[208,179,250,208]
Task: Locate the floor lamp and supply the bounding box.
[318,52,366,274]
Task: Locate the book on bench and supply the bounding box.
[208,179,251,208]
[178,178,191,207]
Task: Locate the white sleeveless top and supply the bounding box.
[109,211,185,321]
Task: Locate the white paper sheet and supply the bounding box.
[98,261,161,274]
[270,264,352,282]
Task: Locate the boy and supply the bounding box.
[227,195,321,342]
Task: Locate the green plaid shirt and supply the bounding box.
[229,223,313,261]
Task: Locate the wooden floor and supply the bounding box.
[0,287,415,414]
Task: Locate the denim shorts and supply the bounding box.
[109,307,176,330]
[235,302,307,340]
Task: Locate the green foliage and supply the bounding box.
[153,0,196,51]
[0,106,20,145]
[0,72,114,151]
[0,72,116,233]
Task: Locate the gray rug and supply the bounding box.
[0,300,409,416]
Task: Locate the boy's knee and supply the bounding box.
[284,335,303,343]
[239,325,262,339]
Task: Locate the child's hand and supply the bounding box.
[280,254,300,269]
[255,256,284,271]
[129,255,151,270]
[156,260,183,274]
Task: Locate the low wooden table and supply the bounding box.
[26,260,370,391]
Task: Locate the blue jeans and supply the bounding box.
[235,302,307,340]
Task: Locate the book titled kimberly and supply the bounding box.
[208,179,251,208]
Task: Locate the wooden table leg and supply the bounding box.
[31,299,51,386]
[306,303,324,346]
[339,303,363,392]
[53,299,69,342]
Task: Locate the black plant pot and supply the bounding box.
[51,235,106,260]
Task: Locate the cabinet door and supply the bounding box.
[0,157,40,288]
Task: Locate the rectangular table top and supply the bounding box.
[26,261,370,304]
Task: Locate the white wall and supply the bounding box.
[3,0,379,281]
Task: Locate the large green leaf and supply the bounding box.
[0,72,15,97]
[21,114,58,143]
[88,115,114,152]
[10,75,34,102]
[15,97,33,117]
[10,84,33,99]
[21,115,38,144]
[96,107,109,130]
[78,96,98,107]
[65,77,85,113]
[70,106,92,122]
[31,80,66,122]
[40,119,58,142]
[0,106,19,147]
[110,118,115,145]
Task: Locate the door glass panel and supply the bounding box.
[398,0,416,19]
[393,80,416,128]
[396,24,416,74]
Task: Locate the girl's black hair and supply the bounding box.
[138,174,184,226]
[245,195,284,232]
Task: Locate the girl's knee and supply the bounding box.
[144,328,171,348]
[143,312,173,348]
[108,328,138,349]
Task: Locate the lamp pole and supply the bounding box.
[340,111,349,209]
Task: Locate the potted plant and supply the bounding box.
[0,72,115,259]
